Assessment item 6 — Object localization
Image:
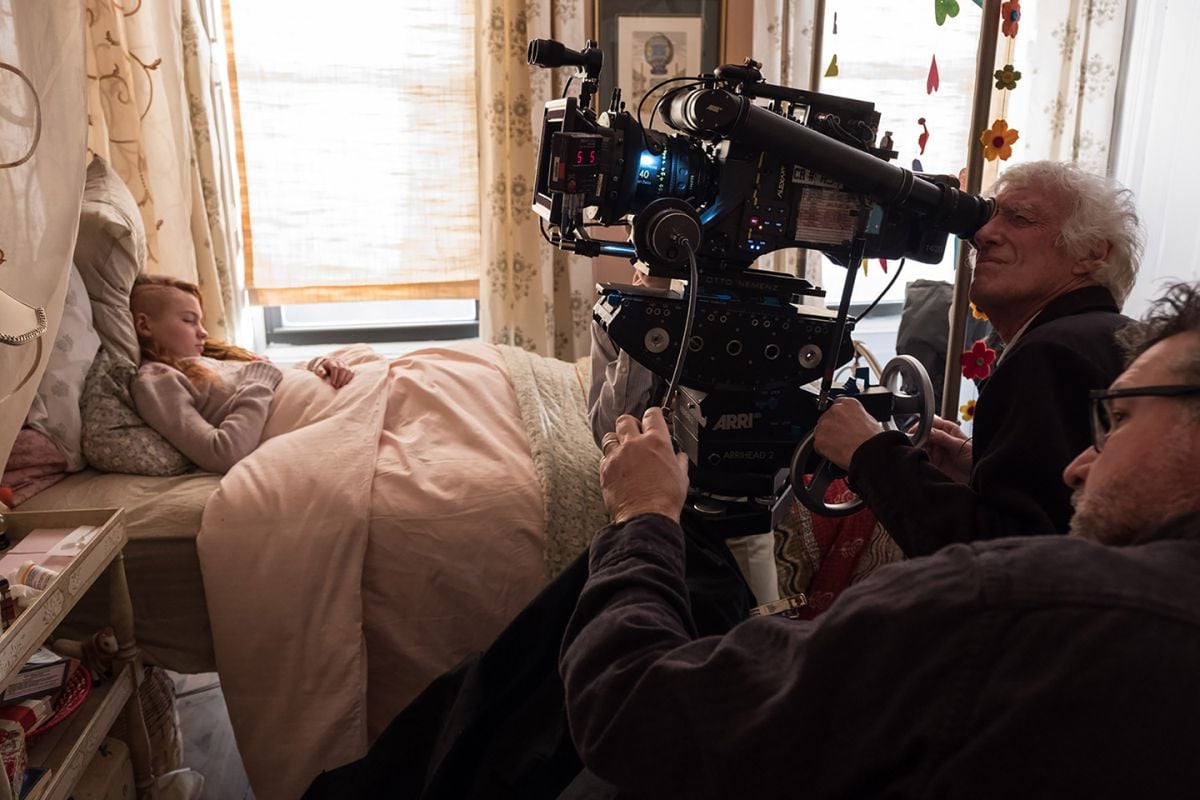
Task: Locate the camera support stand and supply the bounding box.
[680,472,797,543]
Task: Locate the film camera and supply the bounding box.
[528,39,993,526]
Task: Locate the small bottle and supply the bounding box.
[0,579,16,631]
[15,562,58,591]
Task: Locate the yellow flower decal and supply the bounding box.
[993,64,1022,91]
[981,118,1019,161]
[960,399,977,422]
[970,301,988,320]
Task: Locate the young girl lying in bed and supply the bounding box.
[130,275,353,473]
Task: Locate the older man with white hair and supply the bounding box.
[814,160,1142,555]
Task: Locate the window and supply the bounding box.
[262,299,478,345]
[225,0,480,307]
[808,4,985,313]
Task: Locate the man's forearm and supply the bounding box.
[849,430,1055,555]
[559,514,716,796]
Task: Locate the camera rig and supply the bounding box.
[528,39,993,527]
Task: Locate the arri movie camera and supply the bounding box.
[527,38,994,526]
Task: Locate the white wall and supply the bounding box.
[1112,0,1200,316]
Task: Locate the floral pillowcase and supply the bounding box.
[80,346,193,476]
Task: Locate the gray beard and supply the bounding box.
[1068,490,1138,546]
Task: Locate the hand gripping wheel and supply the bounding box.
[790,354,935,517]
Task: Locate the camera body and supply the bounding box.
[533,90,962,273]
[528,39,991,508]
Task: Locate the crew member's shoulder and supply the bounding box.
[1014,308,1131,360]
[967,534,1200,621]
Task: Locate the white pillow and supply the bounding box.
[23,265,102,471]
[73,155,145,365]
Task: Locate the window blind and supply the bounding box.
[225,0,480,305]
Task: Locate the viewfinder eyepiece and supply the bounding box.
[527,39,603,79]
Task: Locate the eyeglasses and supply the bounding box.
[1089,385,1200,451]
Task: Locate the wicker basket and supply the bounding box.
[110,666,183,776]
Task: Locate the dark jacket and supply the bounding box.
[303,525,752,800]
[849,285,1129,556]
[561,512,1200,800]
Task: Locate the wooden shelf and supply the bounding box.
[25,664,135,800]
[0,508,150,797]
[0,509,126,691]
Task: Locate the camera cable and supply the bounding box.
[855,257,906,322]
[662,238,700,411]
[638,77,706,132]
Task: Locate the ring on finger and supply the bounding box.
[600,431,620,456]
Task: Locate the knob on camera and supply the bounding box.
[632,198,703,266]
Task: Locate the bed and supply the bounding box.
[19,340,607,799]
[4,157,609,800]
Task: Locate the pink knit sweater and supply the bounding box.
[131,357,283,473]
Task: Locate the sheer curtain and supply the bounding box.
[990,0,1130,174]
[1110,0,1200,317]
[0,1,88,468]
[476,0,590,359]
[225,0,481,306]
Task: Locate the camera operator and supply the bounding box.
[813,161,1141,555]
[589,270,781,604]
[561,282,1200,799]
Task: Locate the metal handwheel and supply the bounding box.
[791,354,935,517]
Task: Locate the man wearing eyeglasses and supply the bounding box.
[813,161,1141,556]
[560,282,1200,798]
[1064,288,1200,546]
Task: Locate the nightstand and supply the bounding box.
[0,509,152,799]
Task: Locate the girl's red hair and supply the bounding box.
[131,275,256,386]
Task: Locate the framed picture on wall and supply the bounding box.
[595,0,725,126]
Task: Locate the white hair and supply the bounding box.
[989,161,1143,307]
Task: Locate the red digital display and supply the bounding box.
[574,146,598,166]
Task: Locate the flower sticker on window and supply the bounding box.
[1001,0,1021,38]
[960,399,977,422]
[994,64,1022,91]
[981,119,1019,161]
[970,301,988,321]
[961,339,997,381]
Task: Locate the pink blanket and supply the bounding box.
[1,428,68,506]
[198,343,548,799]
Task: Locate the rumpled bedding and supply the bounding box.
[199,342,605,800]
[1,428,68,505]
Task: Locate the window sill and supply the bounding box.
[262,338,479,367]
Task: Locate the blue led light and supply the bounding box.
[639,151,662,169]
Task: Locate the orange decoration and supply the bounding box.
[980,119,1019,161]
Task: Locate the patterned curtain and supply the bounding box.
[84,0,238,340]
[750,0,819,286]
[991,0,1130,175]
[477,0,590,359]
